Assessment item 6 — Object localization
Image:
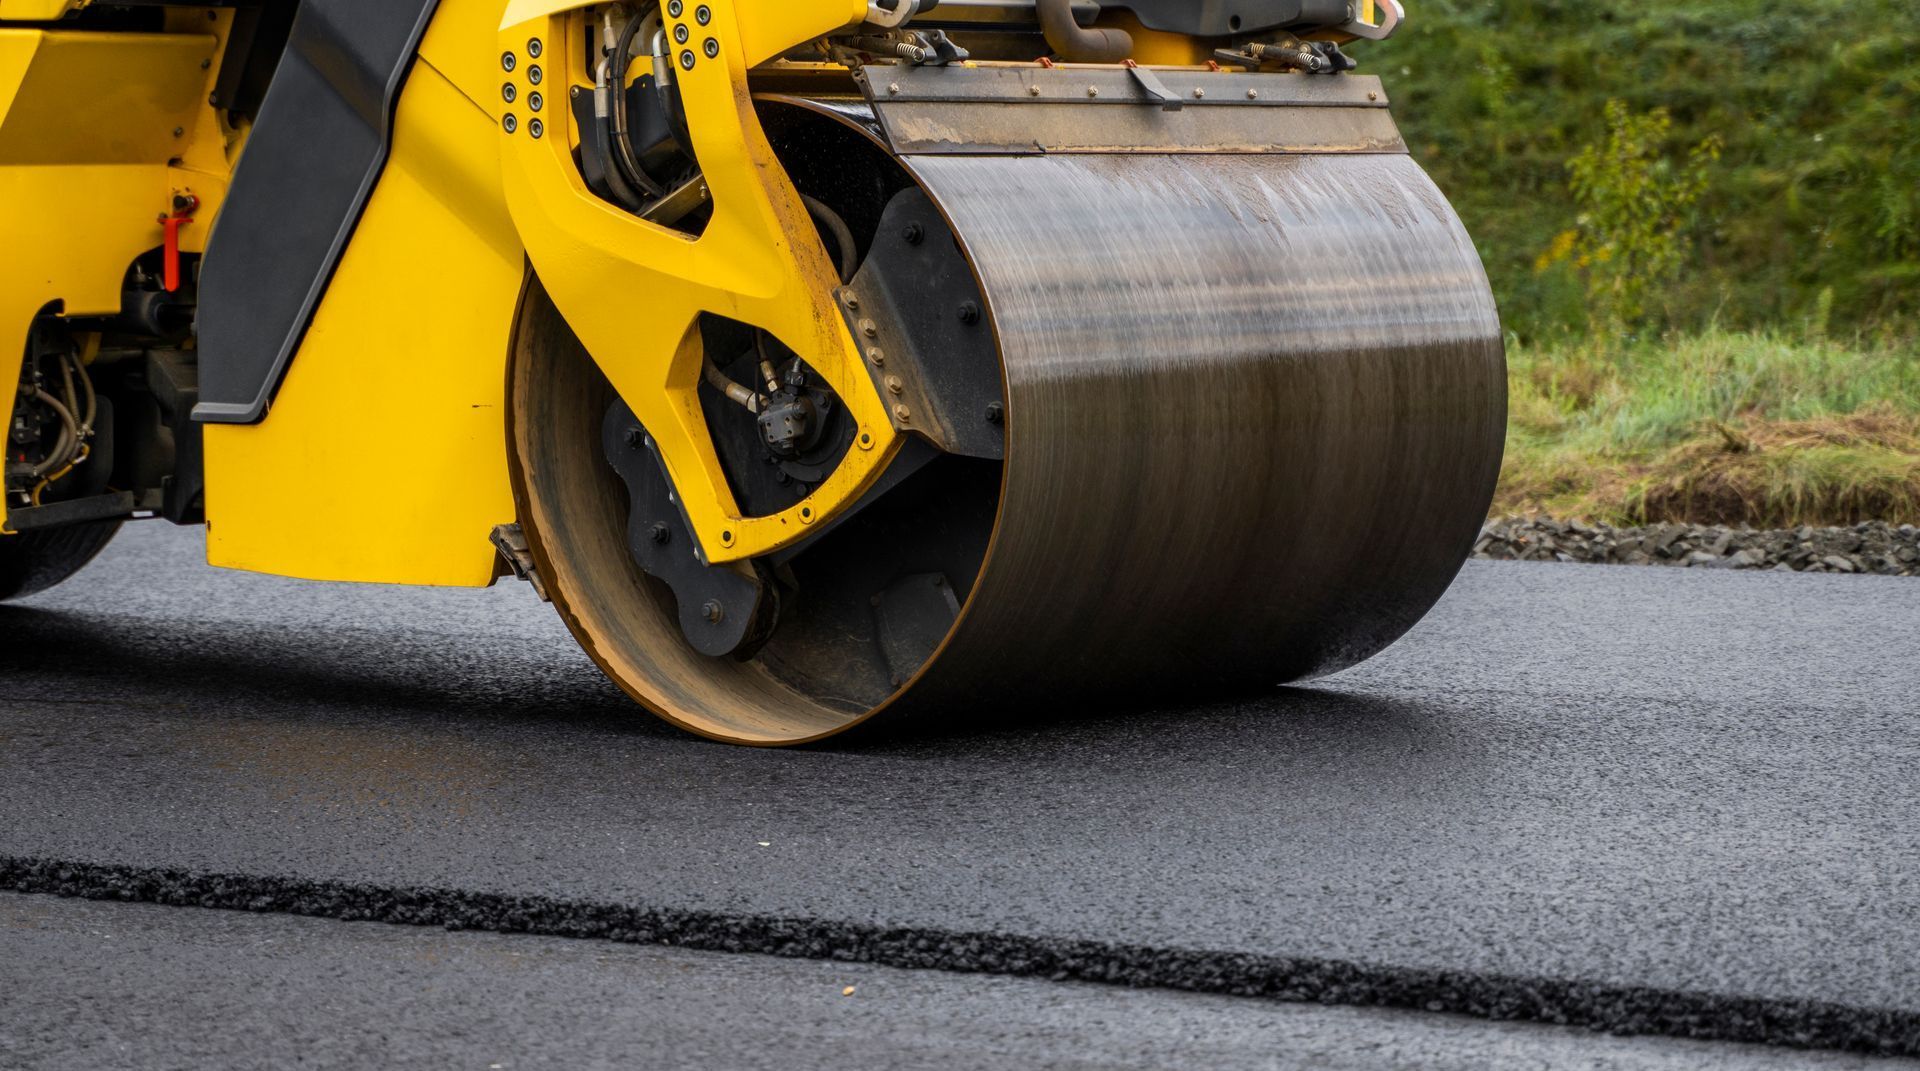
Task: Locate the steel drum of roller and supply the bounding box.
[508,79,1506,745]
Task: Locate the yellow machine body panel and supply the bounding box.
[0,0,86,20]
[202,58,524,587]
[0,25,220,533]
[420,0,513,123]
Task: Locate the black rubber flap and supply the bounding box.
[193,0,442,424]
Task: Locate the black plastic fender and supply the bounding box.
[193,0,441,424]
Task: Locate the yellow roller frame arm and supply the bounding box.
[498,0,896,565]
[0,0,89,18]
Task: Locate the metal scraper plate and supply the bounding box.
[859,66,1405,156]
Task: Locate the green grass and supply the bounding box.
[1497,330,1920,525]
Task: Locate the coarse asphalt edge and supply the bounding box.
[2,856,1913,1059]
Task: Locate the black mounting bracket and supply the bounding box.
[602,400,777,659]
[836,188,1005,461]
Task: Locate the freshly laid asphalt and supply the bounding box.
[2,522,1917,1065]
[3,892,1904,1071]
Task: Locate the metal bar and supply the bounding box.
[859,65,1403,155]
[5,492,136,532]
[861,66,1391,108]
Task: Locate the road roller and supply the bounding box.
[0,0,1504,743]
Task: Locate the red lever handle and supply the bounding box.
[160,193,200,293]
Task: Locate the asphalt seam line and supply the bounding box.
[2,856,1914,1058]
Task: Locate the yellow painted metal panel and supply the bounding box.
[162,9,242,256]
[421,0,514,121]
[1098,12,1208,65]
[0,0,87,21]
[498,0,863,67]
[0,29,214,164]
[734,0,866,68]
[203,63,523,586]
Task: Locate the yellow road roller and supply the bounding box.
[0,0,1503,743]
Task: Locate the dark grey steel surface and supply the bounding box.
[2,524,1917,1058]
[194,0,442,424]
[901,151,1504,712]
[5,893,1902,1071]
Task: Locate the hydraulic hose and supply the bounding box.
[27,388,77,479]
[609,5,666,199]
[1035,0,1132,64]
[799,194,857,283]
[704,356,760,412]
[63,350,95,438]
[653,35,697,164]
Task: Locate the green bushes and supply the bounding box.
[1549,102,1720,332]
[1372,0,1920,340]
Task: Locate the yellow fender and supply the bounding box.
[201,2,526,586]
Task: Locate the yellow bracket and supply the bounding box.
[0,0,89,19]
[498,0,891,565]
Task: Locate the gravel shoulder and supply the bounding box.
[1477,518,1919,575]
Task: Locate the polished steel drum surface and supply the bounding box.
[901,152,1507,710]
[512,148,1505,742]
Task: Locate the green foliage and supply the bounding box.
[1550,101,1720,331]
[1371,0,1920,340]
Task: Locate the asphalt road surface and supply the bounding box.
[2,522,1916,1068]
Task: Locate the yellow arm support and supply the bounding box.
[0,0,88,19]
[498,0,898,565]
